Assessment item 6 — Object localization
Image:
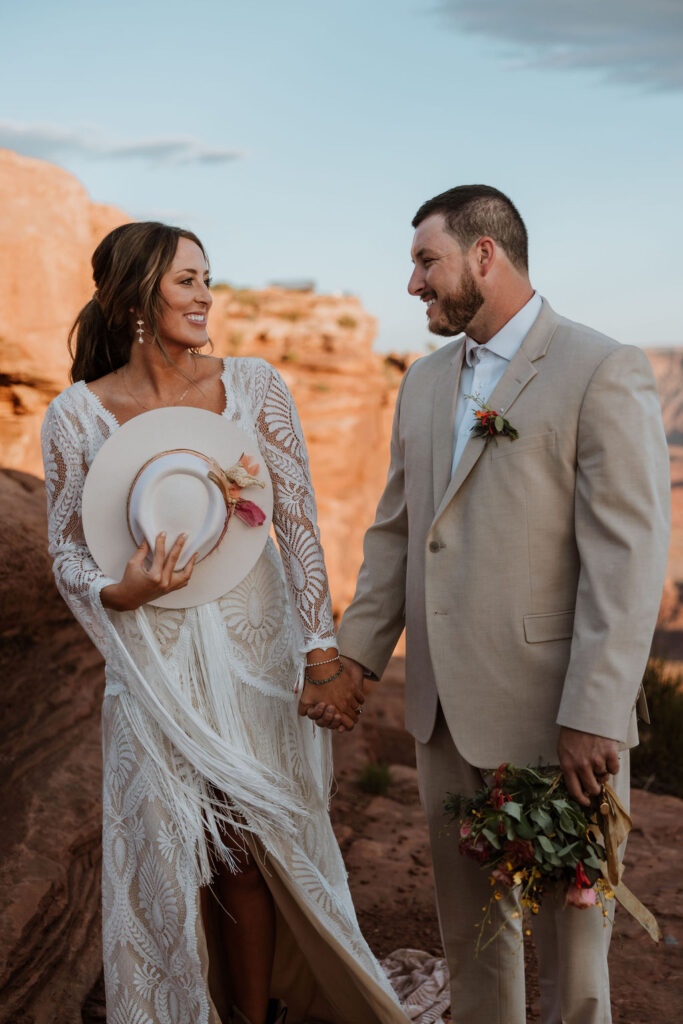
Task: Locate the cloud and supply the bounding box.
[439,0,683,91]
[0,122,244,165]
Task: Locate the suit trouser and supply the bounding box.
[415,705,629,1024]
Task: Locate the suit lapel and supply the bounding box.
[431,341,464,512]
[432,299,560,523]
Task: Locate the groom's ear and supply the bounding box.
[471,236,496,277]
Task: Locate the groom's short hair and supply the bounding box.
[412,185,529,272]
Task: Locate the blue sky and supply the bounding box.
[2,0,682,352]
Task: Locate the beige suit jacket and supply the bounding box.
[337,300,670,767]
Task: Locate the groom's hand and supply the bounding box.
[298,658,365,732]
[558,726,620,806]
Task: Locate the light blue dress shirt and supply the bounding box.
[451,292,543,477]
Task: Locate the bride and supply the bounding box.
[41,221,409,1024]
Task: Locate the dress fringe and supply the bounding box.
[104,600,317,883]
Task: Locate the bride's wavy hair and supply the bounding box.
[69,221,208,383]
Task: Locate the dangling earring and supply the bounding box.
[136,319,145,344]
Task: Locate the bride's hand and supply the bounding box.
[101,532,197,611]
[298,662,365,732]
[305,699,346,731]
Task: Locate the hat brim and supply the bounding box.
[82,407,274,609]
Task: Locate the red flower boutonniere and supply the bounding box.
[466,394,519,447]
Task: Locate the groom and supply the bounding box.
[314,186,670,1023]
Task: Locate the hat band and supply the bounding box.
[127,448,267,570]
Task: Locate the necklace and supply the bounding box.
[121,356,197,413]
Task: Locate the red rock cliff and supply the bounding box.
[0,149,128,473]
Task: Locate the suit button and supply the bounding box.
[429,541,440,552]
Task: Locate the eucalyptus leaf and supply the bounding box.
[537,834,555,855]
[559,810,577,834]
[530,808,553,833]
[482,827,501,849]
[584,850,603,870]
[516,815,536,840]
[494,415,504,432]
[557,841,579,859]
[503,801,522,821]
[551,799,571,812]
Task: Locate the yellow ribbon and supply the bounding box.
[594,782,661,943]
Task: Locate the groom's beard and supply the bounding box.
[429,265,484,337]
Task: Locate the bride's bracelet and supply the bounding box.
[304,659,344,685]
[305,654,341,668]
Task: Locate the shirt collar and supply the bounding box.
[465,292,542,367]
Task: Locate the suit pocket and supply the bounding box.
[491,430,556,459]
[523,609,574,643]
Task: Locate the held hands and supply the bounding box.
[557,726,620,807]
[101,532,197,611]
[298,656,365,732]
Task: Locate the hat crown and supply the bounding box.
[128,450,228,570]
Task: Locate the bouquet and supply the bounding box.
[445,763,653,952]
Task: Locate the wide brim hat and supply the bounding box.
[82,407,273,608]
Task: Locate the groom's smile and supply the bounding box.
[408,213,484,338]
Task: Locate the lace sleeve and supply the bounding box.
[41,398,118,652]
[256,365,337,652]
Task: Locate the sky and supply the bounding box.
[2,0,682,353]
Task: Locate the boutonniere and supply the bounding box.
[466,394,519,447]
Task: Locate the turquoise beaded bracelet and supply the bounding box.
[304,660,344,685]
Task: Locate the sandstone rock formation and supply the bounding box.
[0,468,105,1023]
[646,352,683,643]
[646,348,683,445]
[0,149,128,476]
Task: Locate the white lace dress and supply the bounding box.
[41,357,407,1024]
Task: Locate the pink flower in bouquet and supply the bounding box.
[565,862,597,908]
[462,837,492,863]
[492,865,514,887]
[565,884,597,908]
[459,822,492,863]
